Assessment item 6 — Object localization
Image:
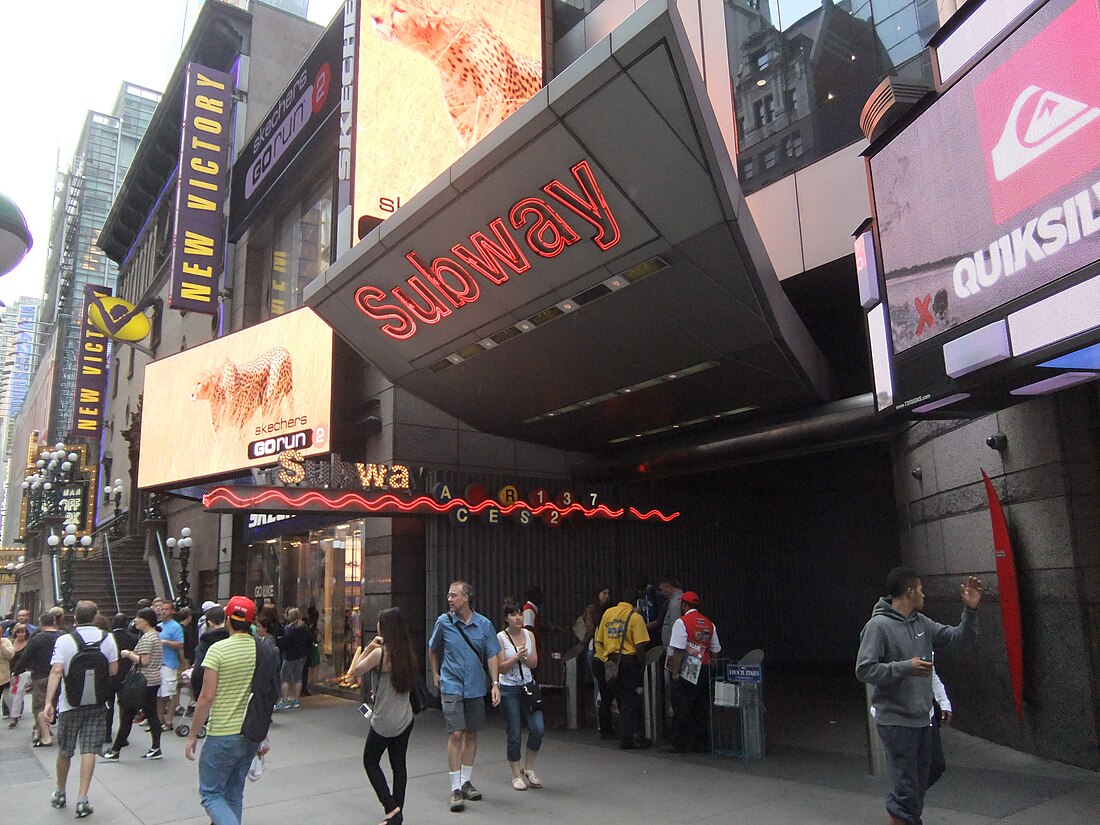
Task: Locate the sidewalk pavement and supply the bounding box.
[4,695,1099,824]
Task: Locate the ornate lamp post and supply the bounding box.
[103,477,124,534]
[167,527,193,610]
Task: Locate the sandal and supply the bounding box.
[511,776,527,791]
[523,769,542,788]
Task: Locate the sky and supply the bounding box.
[0,0,344,309]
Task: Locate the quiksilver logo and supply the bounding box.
[991,85,1100,181]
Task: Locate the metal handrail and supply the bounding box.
[154,530,176,604]
[51,549,62,607]
[102,532,122,615]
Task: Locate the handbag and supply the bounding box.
[506,630,543,714]
[119,668,148,712]
[601,609,636,687]
[411,675,434,714]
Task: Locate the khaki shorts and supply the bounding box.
[158,666,178,698]
[442,693,486,734]
[31,676,49,716]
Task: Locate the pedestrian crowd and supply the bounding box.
[1,563,980,825]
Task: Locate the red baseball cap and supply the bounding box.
[681,591,700,605]
[226,595,256,623]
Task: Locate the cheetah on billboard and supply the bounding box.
[138,309,333,489]
[353,0,544,233]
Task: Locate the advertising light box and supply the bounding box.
[351,0,544,237]
[138,309,333,489]
[870,0,1100,354]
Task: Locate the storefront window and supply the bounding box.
[242,518,364,687]
[264,178,333,319]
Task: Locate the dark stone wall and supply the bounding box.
[891,385,1100,770]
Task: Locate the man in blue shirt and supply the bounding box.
[155,599,185,731]
[428,580,501,813]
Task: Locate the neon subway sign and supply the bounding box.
[354,160,621,340]
[202,486,679,524]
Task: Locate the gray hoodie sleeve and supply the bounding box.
[930,606,979,648]
[855,620,915,685]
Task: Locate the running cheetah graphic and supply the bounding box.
[369,0,543,149]
[190,347,294,434]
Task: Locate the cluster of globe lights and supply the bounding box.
[4,554,24,571]
[21,441,80,494]
[20,441,93,552]
[166,527,193,555]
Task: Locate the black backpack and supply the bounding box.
[241,638,281,743]
[64,629,111,707]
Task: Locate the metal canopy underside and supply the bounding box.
[307,0,834,453]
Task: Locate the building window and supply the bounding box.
[785,87,798,118]
[753,100,766,130]
[748,0,760,9]
[742,159,755,178]
[263,178,333,321]
[753,50,770,72]
[112,357,120,399]
[764,94,776,123]
[126,346,135,379]
[764,150,776,169]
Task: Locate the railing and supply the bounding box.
[154,530,176,604]
[50,546,62,607]
[102,532,122,616]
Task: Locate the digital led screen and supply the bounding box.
[138,309,333,489]
[351,0,543,236]
[870,0,1100,353]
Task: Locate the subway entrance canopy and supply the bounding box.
[306,1,835,453]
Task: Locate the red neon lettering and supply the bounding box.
[354,286,417,340]
[509,197,581,258]
[406,252,479,308]
[393,275,452,324]
[543,160,621,251]
[451,218,531,285]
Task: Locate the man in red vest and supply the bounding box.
[664,591,721,753]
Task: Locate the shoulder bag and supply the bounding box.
[453,614,495,706]
[506,629,543,715]
[602,609,635,687]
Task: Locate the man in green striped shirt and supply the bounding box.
[185,596,268,825]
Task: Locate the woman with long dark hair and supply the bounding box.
[353,607,416,825]
[497,602,545,790]
[585,584,611,733]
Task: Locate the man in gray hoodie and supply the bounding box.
[856,567,983,825]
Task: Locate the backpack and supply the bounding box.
[241,638,281,743]
[64,629,111,707]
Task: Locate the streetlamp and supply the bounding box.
[21,443,80,542]
[0,190,33,276]
[103,477,124,535]
[167,527,193,610]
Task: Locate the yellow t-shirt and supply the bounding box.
[594,602,650,661]
[202,632,257,737]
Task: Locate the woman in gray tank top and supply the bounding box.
[353,607,416,825]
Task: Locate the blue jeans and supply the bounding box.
[199,734,257,825]
[500,683,544,763]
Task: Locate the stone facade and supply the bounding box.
[892,384,1100,769]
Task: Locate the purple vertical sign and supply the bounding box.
[70,284,112,439]
[169,63,234,314]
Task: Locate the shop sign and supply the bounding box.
[69,284,111,438]
[354,160,622,341]
[229,14,342,240]
[272,450,424,491]
[870,0,1100,353]
[169,63,234,314]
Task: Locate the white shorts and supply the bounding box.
[158,665,178,698]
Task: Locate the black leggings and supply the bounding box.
[113,684,161,751]
[362,721,413,814]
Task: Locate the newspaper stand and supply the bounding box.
[711,658,765,758]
